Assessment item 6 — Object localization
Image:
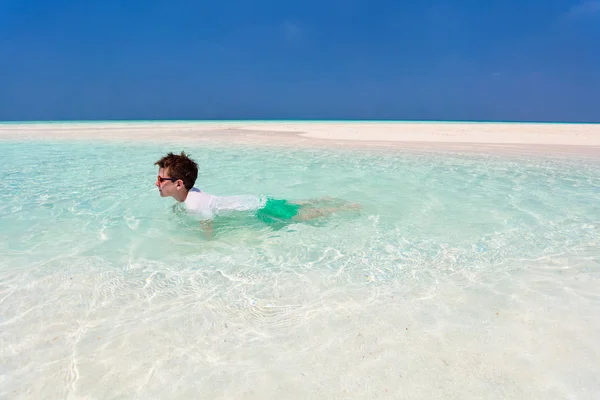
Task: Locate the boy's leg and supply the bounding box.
[292,202,360,221]
[290,197,358,207]
[291,196,336,206]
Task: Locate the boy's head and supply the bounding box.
[154,151,198,197]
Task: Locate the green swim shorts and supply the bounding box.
[255,198,300,225]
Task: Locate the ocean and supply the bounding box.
[1,127,599,399]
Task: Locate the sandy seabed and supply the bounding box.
[1,121,599,157]
[1,121,600,399]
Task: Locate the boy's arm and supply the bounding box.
[199,219,214,240]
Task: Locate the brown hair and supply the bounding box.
[154,151,198,190]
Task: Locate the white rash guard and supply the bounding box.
[183,188,266,221]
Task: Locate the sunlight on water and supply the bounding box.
[1,139,599,399]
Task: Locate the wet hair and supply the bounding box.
[154,151,198,190]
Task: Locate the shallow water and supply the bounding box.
[1,139,599,399]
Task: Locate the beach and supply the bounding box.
[1,121,599,156]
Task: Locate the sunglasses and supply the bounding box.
[157,175,179,184]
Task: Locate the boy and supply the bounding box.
[155,151,358,237]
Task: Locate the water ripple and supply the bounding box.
[1,140,599,399]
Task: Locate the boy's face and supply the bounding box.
[156,167,182,197]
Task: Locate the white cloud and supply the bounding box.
[566,1,600,18]
[281,21,302,43]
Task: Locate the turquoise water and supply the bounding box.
[1,140,600,399]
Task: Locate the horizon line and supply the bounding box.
[1,118,600,125]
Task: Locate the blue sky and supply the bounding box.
[1,0,599,122]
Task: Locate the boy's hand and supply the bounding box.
[200,220,213,240]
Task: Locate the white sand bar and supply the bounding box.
[1,121,599,155]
